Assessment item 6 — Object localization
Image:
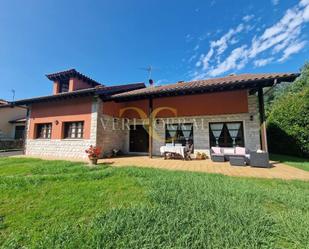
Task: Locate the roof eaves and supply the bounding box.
[97,82,146,99]
[46,69,102,87]
[110,73,299,101]
[12,88,96,105]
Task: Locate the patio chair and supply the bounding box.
[249,151,270,168]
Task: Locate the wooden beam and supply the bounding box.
[258,88,268,152]
[148,97,153,158]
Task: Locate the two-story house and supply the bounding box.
[13,69,298,160]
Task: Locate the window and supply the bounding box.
[209,122,244,148]
[59,79,69,93]
[14,125,25,139]
[36,123,52,139]
[64,121,84,139]
[165,123,193,146]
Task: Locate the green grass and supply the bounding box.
[1,158,309,248]
[270,154,309,172]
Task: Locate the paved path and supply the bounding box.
[100,156,309,181]
[0,150,23,157]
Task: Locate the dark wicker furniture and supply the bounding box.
[249,151,270,168]
[229,156,246,166]
[211,154,225,162]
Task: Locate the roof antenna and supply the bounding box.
[11,89,15,101]
[139,65,156,87]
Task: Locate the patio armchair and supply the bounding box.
[210,147,225,162]
[249,151,270,168]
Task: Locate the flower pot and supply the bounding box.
[89,157,98,165]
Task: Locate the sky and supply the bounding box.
[0,0,309,100]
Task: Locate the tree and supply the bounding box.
[267,63,309,157]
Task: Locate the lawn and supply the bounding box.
[270,154,309,172]
[0,158,309,248]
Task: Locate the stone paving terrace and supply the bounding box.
[9,154,309,181]
[100,156,309,181]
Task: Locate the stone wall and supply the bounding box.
[97,94,260,157]
[24,94,261,160]
[24,99,98,160]
[96,112,129,157]
[151,95,261,156]
[0,140,24,150]
[25,139,93,159]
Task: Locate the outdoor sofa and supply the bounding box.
[210,146,270,168]
[210,146,250,162]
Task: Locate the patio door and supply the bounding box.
[129,125,149,153]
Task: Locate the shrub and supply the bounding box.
[267,64,309,157]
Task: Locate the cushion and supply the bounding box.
[222,148,235,155]
[165,143,173,147]
[211,147,221,154]
[235,146,246,155]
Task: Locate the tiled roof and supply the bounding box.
[13,83,145,105]
[46,69,102,87]
[0,99,8,105]
[111,73,299,100]
[97,83,145,97]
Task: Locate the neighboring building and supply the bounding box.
[13,69,298,160]
[0,99,26,141]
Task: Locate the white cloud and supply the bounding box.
[254,57,274,67]
[188,53,198,63]
[278,40,306,61]
[271,0,279,6]
[201,48,214,69]
[303,4,309,20]
[185,34,193,42]
[156,79,169,86]
[300,0,309,7]
[192,0,309,78]
[208,46,248,77]
[243,14,254,22]
[196,24,244,71]
[193,44,200,51]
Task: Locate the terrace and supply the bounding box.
[100,156,309,181]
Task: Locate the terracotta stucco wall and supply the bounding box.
[53,81,60,94]
[69,78,92,91]
[28,97,93,139]
[103,90,249,118]
[103,99,149,118]
[52,78,92,94]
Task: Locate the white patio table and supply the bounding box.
[160,145,186,158]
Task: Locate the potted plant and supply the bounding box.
[195,152,208,160]
[85,145,101,165]
[201,153,208,160]
[195,152,202,160]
